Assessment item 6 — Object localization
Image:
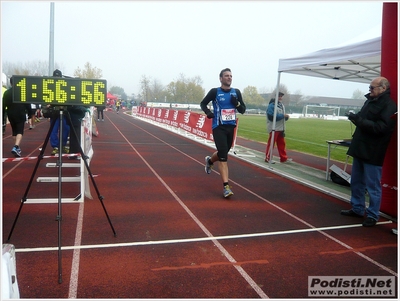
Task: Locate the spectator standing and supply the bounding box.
[2,81,7,134]
[49,69,70,155]
[200,68,246,198]
[66,105,88,159]
[341,77,397,227]
[265,92,291,163]
[116,100,121,114]
[49,107,70,155]
[97,105,105,121]
[28,103,38,130]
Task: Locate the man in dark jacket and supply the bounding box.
[341,77,397,227]
[3,77,31,157]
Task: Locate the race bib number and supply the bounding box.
[221,108,236,121]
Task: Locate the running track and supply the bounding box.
[2,109,398,298]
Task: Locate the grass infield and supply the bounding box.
[237,114,354,163]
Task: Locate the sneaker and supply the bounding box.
[281,158,293,163]
[11,146,21,157]
[362,217,377,227]
[223,185,234,198]
[265,158,275,164]
[51,147,59,155]
[63,146,70,154]
[205,156,213,174]
[341,209,363,218]
[97,119,100,121]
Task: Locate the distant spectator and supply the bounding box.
[265,92,292,163]
[116,100,121,114]
[97,105,105,121]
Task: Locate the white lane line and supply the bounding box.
[68,201,85,299]
[130,116,398,278]
[16,117,395,297]
[15,220,392,253]
[2,142,44,179]
[121,117,399,278]
[106,118,269,298]
[227,177,398,278]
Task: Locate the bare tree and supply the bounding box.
[290,89,304,105]
[2,60,63,76]
[140,75,151,102]
[352,89,365,99]
[164,74,204,104]
[73,62,102,79]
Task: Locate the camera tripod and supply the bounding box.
[7,107,116,283]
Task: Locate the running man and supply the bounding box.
[200,68,246,198]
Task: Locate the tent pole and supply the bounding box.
[268,72,282,168]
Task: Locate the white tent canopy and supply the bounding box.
[278,36,381,84]
[267,36,381,167]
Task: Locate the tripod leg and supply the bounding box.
[66,111,117,237]
[57,109,65,284]
[7,116,57,242]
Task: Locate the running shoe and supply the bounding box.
[223,185,234,198]
[205,156,213,174]
[11,146,21,157]
[63,146,70,154]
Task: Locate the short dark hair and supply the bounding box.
[53,69,62,77]
[219,68,231,78]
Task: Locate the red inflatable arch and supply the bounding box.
[380,2,398,217]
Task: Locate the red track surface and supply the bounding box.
[2,110,398,299]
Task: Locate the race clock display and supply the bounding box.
[12,75,107,106]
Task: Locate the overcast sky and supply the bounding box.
[1,1,385,99]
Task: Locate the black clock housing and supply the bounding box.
[12,75,107,106]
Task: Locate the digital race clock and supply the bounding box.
[12,75,107,106]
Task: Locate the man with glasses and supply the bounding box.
[341,77,397,227]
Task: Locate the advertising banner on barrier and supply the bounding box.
[135,106,239,148]
[136,106,214,142]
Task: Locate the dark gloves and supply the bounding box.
[347,112,361,125]
[231,95,239,107]
[206,111,214,119]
